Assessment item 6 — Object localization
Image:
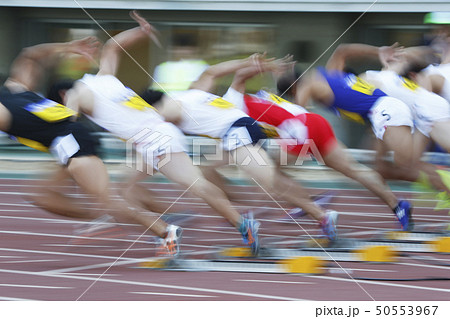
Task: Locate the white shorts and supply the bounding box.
[50,133,80,165]
[222,125,254,151]
[413,92,450,137]
[368,96,414,140]
[129,122,187,171]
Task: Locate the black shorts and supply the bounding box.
[60,122,100,159]
[229,117,267,144]
[11,121,99,165]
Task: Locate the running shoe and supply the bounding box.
[393,200,413,231]
[320,210,339,241]
[157,225,183,257]
[239,213,261,255]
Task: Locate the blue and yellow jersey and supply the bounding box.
[317,67,386,123]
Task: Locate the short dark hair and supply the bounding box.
[47,79,75,104]
[140,89,165,106]
[276,69,302,96]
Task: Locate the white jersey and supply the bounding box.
[365,70,450,136]
[424,64,450,103]
[364,70,421,107]
[171,89,248,138]
[79,74,164,140]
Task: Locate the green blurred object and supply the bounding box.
[424,12,450,24]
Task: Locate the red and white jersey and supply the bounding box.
[254,90,308,116]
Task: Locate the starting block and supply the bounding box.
[354,245,397,262]
[278,256,326,274]
[429,237,450,253]
[220,247,253,257]
[139,258,172,269]
[305,238,331,248]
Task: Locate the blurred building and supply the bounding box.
[0,0,449,147]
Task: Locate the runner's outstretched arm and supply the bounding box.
[326,43,401,71]
[98,10,160,76]
[190,53,269,93]
[6,37,100,92]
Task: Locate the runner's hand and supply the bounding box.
[379,42,404,68]
[130,10,162,48]
[68,36,101,62]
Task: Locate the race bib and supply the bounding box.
[25,100,75,122]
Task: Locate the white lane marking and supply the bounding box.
[0,256,25,259]
[129,291,215,298]
[62,272,120,277]
[235,279,314,285]
[0,268,305,301]
[338,268,396,273]
[309,275,450,293]
[44,248,221,275]
[0,230,146,245]
[0,179,437,195]
[195,238,242,242]
[41,244,114,248]
[0,259,61,264]
[396,261,450,271]
[0,296,39,301]
[0,284,72,289]
[0,207,446,228]
[40,259,144,275]
[0,247,138,261]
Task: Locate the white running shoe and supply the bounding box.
[157,225,183,257]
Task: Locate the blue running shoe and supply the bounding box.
[394,200,413,231]
[238,214,260,255]
[321,210,339,241]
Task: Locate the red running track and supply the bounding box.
[0,178,449,301]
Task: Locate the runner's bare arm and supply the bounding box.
[98,10,160,76]
[230,56,294,93]
[6,37,100,92]
[190,53,269,92]
[326,43,401,71]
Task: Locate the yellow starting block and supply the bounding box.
[139,258,171,269]
[220,247,253,257]
[354,245,397,262]
[386,231,409,241]
[429,237,450,253]
[278,256,326,274]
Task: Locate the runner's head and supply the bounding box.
[276,69,302,99]
[47,79,75,104]
[140,89,165,108]
[399,46,439,78]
